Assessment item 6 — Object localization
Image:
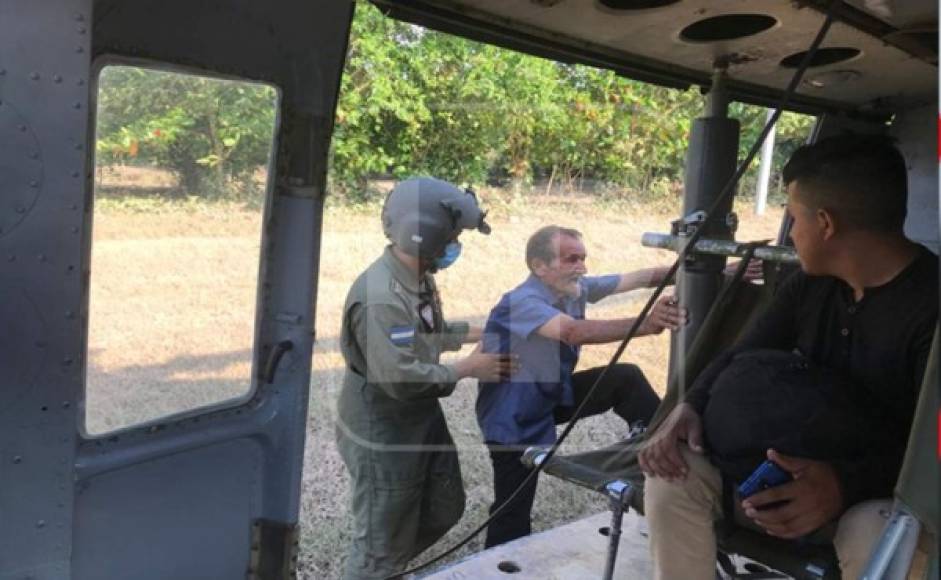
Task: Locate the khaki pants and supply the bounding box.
[645,446,920,580]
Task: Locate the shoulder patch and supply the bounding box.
[389,325,416,347]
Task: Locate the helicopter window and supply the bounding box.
[84,64,278,435]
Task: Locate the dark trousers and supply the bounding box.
[484,363,661,548]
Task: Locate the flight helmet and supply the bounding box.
[381,177,491,260]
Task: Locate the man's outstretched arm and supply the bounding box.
[535,295,686,346]
[610,260,762,297]
[613,266,673,294]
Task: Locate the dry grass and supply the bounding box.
[85,182,783,578]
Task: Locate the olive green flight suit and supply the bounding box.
[337,246,469,580]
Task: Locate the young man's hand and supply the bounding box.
[741,449,844,539]
[638,402,704,480]
[638,295,688,335]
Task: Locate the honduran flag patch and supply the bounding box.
[389,325,416,346]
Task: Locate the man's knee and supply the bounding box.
[833,499,893,578]
[645,446,721,519]
[613,363,647,385]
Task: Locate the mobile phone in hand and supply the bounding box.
[738,460,792,500]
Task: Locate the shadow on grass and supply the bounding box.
[83,341,344,435]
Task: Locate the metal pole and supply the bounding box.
[641,233,799,264]
[860,509,921,580]
[755,108,777,215]
[668,67,740,380]
[601,481,633,580]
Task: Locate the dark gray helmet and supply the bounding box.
[381,177,491,258]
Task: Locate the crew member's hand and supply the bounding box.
[638,402,704,480]
[455,343,518,382]
[742,449,844,539]
[638,295,688,335]
[724,258,764,282]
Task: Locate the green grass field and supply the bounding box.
[84,183,783,578]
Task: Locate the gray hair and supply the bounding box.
[525,225,582,272]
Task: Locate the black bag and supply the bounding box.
[702,348,871,484]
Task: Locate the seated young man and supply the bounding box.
[638,134,938,580]
[476,225,686,548]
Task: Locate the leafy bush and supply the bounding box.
[96,3,814,205]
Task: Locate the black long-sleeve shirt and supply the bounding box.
[686,245,938,507]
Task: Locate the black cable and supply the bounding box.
[387,3,840,577]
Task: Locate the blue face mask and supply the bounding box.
[433,241,462,270]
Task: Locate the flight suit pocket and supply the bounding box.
[422,450,466,541]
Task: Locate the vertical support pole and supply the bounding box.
[755,108,776,215]
[668,69,740,389]
[601,481,633,580]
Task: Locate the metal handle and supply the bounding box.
[263,340,294,385]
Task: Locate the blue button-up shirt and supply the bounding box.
[476,274,620,445]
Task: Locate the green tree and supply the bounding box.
[96,66,277,197]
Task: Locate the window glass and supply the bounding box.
[85,65,278,434]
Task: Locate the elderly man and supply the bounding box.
[640,135,938,579]
[476,224,685,547]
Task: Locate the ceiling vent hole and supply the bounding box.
[497,561,522,574]
[780,47,861,68]
[680,14,777,42]
[598,0,680,10]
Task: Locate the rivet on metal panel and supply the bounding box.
[73,102,81,110]
[12,456,22,464]
[77,79,85,86]
[76,46,84,54]
[18,124,26,132]
[74,143,83,150]
[36,520,45,529]
[7,255,15,262]
[71,227,79,234]
[29,72,39,80]
[62,358,73,366]
[53,75,63,83]
[71,171,79,178]
[65,311,75,319]
[62,401,70,409]
[29,152,39,159]
[77,26,86,35]
[38,254,47,262]
[29,180,38,188]
[71,204,78,210]
[74,13,84,21]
